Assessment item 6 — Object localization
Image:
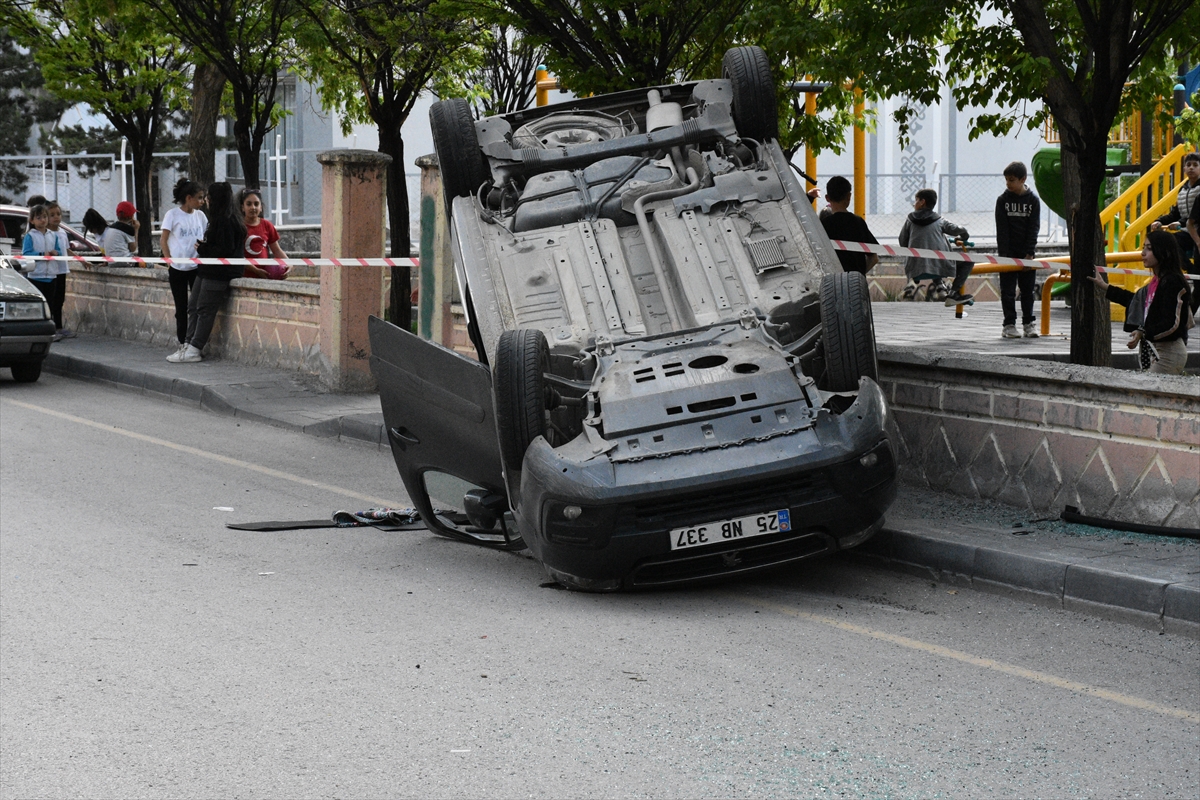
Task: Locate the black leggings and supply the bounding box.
[168,268,197,344]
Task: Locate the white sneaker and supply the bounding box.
[167,344,203,363]
[1002,325,1021,339]
[1023,322,1039,338]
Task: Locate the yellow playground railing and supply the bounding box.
[1038,251,1148,335]
[1101,144,1190,254]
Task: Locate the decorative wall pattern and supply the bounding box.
[65,268,323,373]
[879,348,1200,528]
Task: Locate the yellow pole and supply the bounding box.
[805,80,817,200]
[536,65,550,107]
[853,89,865,217]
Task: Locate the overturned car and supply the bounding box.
[370,46,896,590]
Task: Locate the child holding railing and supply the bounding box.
[1088,230,1193,375]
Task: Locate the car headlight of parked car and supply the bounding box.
[0,300,51,321]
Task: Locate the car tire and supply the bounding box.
[429,98,490,207]
[722,45,778,142]
[820,272,878,392]
[9,361,43,383]
[493,328,550,473]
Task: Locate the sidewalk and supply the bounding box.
[35,332,1199,636]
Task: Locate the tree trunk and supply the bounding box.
[232,110,261,190]
[188,62,226,188]
[1062,141,1112,366]
[379,125,411,333]
[131,139,155,256]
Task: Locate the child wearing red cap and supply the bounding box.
[100,201,140,263]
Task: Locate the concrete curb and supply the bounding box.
[43,350,387,448]
[857,527,1200,638]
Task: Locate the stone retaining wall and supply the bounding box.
[878,347,1200,528]
[65,266,322,372]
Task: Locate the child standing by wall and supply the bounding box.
[42,201,73,338]
[995,161,1042,339]
[159,179,208,354]
[21,203,49,278]
[167,182,246,364]
[238,188,290,280]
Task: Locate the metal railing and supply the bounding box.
[1100,144,1190,252]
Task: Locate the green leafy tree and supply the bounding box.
[756,0,1197,366]
[944,0,1199,366]
[145,0,299,189]
[12,0,190,253]
[40,116,189,178]
[744,0,947,160]
[489,0,749,95]
[1177,92,1200,149]
[0,26,71,203]
[293,0,483,330]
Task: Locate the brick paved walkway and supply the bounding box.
[873,299,1200,364]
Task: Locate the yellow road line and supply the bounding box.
[729,593,1199,723]
[4,398,398,506]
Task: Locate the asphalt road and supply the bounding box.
[2,374,1197,799]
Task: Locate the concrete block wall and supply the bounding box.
[66,266,322,372]
[878,347,1200,528]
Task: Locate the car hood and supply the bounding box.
[0,267,46,301]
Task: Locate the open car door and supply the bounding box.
[368,316,516,547]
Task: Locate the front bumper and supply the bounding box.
[516,378,896,590]
[0,320,55,366]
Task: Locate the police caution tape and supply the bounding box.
[8,253,419,268]
[10,245,1197,281]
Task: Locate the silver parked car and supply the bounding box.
[0,263,55,382]
[370,46,895,590]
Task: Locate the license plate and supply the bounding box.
[670,509,791,551]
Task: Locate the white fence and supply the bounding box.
[5,151,1066,248]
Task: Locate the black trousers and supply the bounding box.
[184,277,232,350]
[31,276,66,329]
[168,267,198,344]
[1000,269,1038,326]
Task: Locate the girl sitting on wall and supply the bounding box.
[239,188,290,280]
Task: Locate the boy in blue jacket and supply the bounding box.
[995,162,1041,338]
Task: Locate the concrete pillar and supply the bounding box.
[416,154,456,349]
[316,149,392,391]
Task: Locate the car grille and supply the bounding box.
[630,532,831,586]
[625,471,837,532]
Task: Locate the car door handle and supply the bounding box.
[389,426,420,446]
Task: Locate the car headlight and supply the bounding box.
[0,301,50,321]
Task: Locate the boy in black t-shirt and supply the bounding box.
[819,176,879,275]
[995,161,1042,338]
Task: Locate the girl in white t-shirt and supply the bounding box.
[159,179,208,350]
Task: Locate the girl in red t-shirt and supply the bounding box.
[239,188,290,279]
